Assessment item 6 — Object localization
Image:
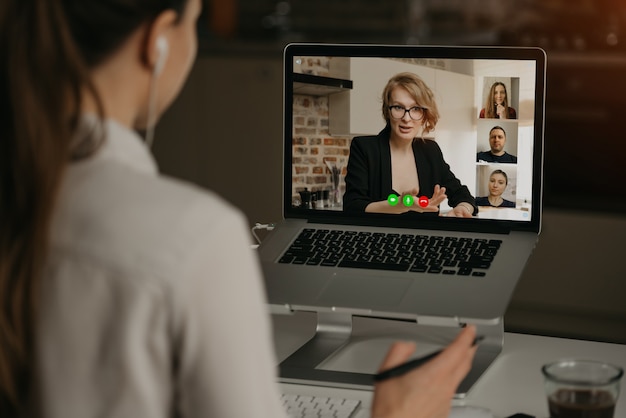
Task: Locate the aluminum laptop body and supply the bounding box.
[260,43,545,325]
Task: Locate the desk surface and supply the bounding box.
[272,313,626,418]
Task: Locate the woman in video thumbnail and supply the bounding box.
[479,81,517,119]
[476,169,516,208]
[343,72,477,217]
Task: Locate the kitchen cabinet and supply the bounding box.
[292,73,353,97]
[328,57,474,138]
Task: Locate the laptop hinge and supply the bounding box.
[268,303,295,315]
[415,315,461,327]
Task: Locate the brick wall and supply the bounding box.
[292,95,351,207]
[292,57,351,206]
[291,56,352,208]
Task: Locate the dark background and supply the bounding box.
[203,0,626,212]
[154,0,626,343]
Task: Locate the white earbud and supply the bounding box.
[154,36,169,76]
[145,36,169,149]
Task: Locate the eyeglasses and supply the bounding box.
[388,105,425,121]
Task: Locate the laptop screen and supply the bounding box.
[284,44,545,233]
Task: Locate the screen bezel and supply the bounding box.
[283,43,546,234]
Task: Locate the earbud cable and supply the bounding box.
[144,69,159,149]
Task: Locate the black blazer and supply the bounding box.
[343,128,477,215]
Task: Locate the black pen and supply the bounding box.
[373,336,484,382]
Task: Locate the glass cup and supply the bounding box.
[542,359,624,418]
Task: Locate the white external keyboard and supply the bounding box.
[281,393,361,418]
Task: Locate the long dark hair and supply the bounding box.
[483,81,510,119]
[0,0,187,414]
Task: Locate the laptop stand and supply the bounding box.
[277,311,504,396]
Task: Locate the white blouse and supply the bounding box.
[37,117,286,417]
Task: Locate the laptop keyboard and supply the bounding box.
[278,229,501,277]
[281,393,361,418]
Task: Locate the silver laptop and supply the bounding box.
[259,43,545,390]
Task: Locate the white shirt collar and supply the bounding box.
[77,114,158,176]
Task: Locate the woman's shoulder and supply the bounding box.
[350,133,388,153]
[412,137,441,152]
[502,199,516,207]
[56,162,244,276]
[351,135,377,144]
[352,132,384,144]
[118,173,243,245]
[475,196,490,206]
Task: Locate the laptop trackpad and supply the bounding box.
[315,274,410,309]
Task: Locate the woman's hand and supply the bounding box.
[447,204,474,218]
[364,185,447,214]
[496,103,506,119]
[370,326,478,418]
[403,185,447,213]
